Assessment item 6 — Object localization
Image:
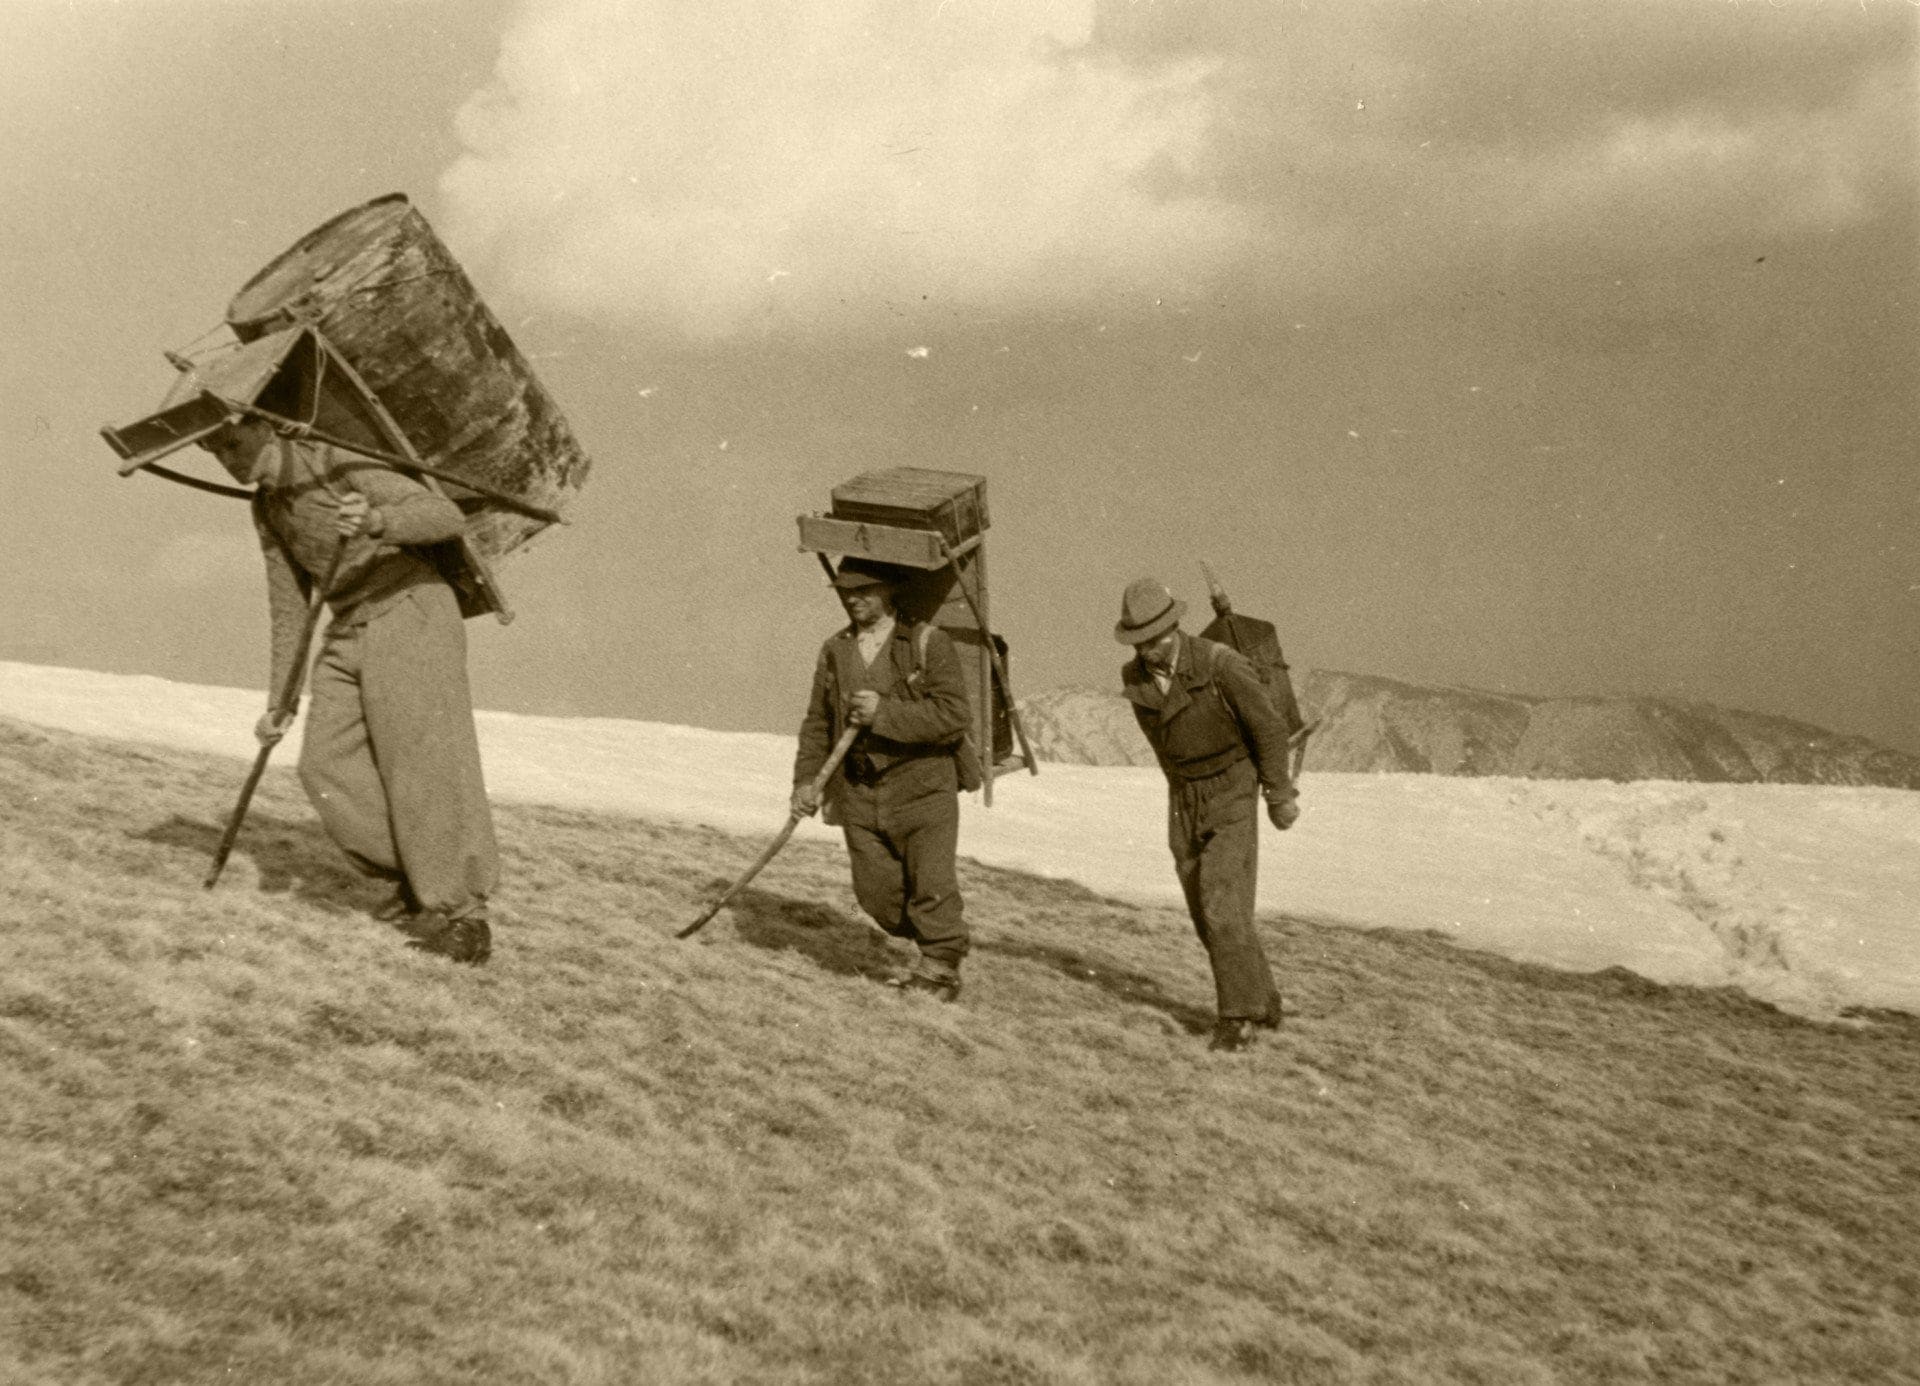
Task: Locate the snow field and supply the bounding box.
[2,660,1914,1019]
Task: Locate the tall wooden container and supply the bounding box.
[225,193,591,564]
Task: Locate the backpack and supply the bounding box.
[912,622,986,793]
[1196,635,1312,782]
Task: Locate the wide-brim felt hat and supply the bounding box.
[830,556,909,591]
[1114,576,1186,645]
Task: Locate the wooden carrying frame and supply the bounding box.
[99,325,543,622]
[798,468,1037,806]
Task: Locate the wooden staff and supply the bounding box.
[204,535,348,889]
[677,724,862,939]
[1287,719,1319,781]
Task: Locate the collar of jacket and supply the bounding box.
[838,619,910,645]
[1122,632,1207,713]
[829,620,916,691]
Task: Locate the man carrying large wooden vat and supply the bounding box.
[791,557,974,1000]
[204,414,498,965]
[1115,576,1300,1050]
[103,195,591,964]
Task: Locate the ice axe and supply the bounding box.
[677,724,862,939]
[204,533,347,889]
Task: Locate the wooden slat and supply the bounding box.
[795,515,947,569]
[831,466,983,507]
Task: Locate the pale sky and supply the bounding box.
[3,0,1915,752]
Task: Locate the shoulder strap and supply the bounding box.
[251,479,313,599]
[1198,639,1251,741]
[910,621,977,764]
[1182,636,1225,688]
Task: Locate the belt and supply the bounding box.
[844,748,943,786]
[1168,743,1251,782]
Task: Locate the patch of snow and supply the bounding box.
[3,661,1915,1019]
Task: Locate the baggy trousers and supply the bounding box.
[839,778,968,969]
[1168,758,1281,1021]
[298,581,498,919]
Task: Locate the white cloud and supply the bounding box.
[1511,63,1907,247]
[436,0,1912,336]
[439,0,1254,339]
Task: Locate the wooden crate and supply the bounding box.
[799,465,1033,802]
[829,468,988,548]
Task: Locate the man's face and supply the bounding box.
[1137,629,1179,670]
[839,583,894,629]
[199,417,274,486]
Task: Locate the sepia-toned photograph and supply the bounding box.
[2,1,1915,1380]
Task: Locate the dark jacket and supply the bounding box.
[1123,633,1294,796]
[794,620,972,822]
[253,437,466,697]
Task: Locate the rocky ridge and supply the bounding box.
[1017,670,1920,788]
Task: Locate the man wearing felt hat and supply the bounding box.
[1116,576,1300,1051]
[792,556,975,1000]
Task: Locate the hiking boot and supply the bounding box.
[887,961,961,1002]
[408,913,492,966]
[446,916,491,966]
[1208,1018,1257,1052]
[898,972,961,1002]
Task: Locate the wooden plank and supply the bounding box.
[102,393,232,473]
[831,467,982,506]
[795,514,947,569]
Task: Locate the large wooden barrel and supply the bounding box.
[225,193,590,562]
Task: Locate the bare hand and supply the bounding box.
[334,492,374,539]
[1267,795,1300,831]
[847,691,881,727]
[791,785,820,817]
[254,709,295,746]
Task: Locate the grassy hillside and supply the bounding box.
[2,716,1917,1385]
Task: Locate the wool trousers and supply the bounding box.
[298,581,497,920]
[1168,758,1281,1021]
[839,778,967,969]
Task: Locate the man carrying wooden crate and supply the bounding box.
[791,557,974,1000]
[1115,576,1300,1050]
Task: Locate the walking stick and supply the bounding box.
[204,535,348,889]
[677,724,862,939]
[1287,719,1320,782]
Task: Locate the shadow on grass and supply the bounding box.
[135,813,368,916]
[719,877,1214,1031]
[986,936,1215,1034]
[723,884,899,983]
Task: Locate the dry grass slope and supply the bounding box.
[2,716,1916,1385]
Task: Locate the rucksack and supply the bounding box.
[912,622,986,793]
